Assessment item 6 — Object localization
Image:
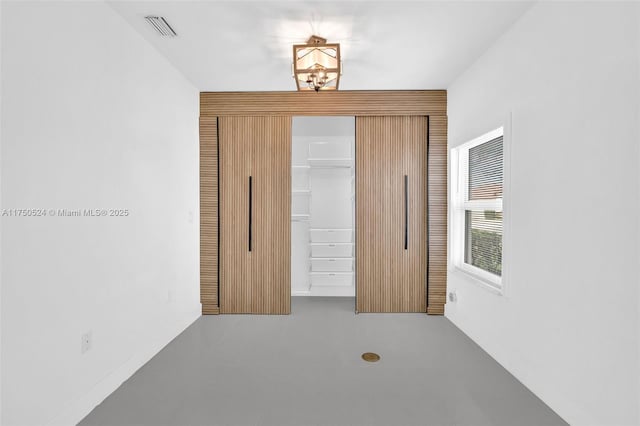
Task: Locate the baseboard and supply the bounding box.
[45,309,201,426]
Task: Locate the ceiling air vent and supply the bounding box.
[145,16,177,37]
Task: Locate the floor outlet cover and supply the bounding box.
[361,352,380,362]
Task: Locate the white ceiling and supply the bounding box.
[108,1,533,91]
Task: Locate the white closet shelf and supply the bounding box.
[292,189,311,194]
[309,228,353,243]
[292,214,310,222]
[309,256,354,259]
[307,158,353,168]
[292,165,311,169]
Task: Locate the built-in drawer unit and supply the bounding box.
[310,272,353,287]
[309,228,352,243]
[311,243,353,258]
[311,258,353,272]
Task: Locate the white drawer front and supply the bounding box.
[309,229,352,243]
[310,272,353,287]
[311,243,353,258]
[311,258,353,272]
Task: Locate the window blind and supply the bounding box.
[468,136,503,201]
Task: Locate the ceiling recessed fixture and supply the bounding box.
[145,16,177,37]
[292,35,341,92]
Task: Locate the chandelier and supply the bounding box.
[292,35,341,92]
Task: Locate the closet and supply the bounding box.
[200,91,448,316]
[291,117,355,297]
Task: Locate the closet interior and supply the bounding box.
[291,116,355,297]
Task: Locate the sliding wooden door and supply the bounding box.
[356,116,427,313]
[219,116,291,314]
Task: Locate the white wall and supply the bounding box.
[0,1,3,422]
[637,5,640,419]
[1,2,200,425]
[292,116,356,139]
[638,5,640,416]
[446,2,640,425]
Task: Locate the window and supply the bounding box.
[452,128,504,290]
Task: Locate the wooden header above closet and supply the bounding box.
[200,90,447,117]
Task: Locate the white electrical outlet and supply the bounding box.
[448,290,457,303]
[81,331,92,354]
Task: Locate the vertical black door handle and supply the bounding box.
[249,176,252,252]
[404,175,408,250]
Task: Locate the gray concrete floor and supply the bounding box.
[80,297,566,426]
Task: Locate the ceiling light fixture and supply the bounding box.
[292,35,341,92]
[145,16,177,37]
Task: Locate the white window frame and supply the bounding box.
[451,127,504,292]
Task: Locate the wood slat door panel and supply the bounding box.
[219,116,291,314]
[200,117,219,314]
[427,116,447,314]
[356,116,427,313]
[251,117,291,314]
[356,117,392,312]
[402,118,428,312]
[219,117,252,314]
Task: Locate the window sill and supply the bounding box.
[450,266,503,296]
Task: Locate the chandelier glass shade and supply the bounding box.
[292,35,341,92]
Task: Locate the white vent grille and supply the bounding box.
[145,16,177,37]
